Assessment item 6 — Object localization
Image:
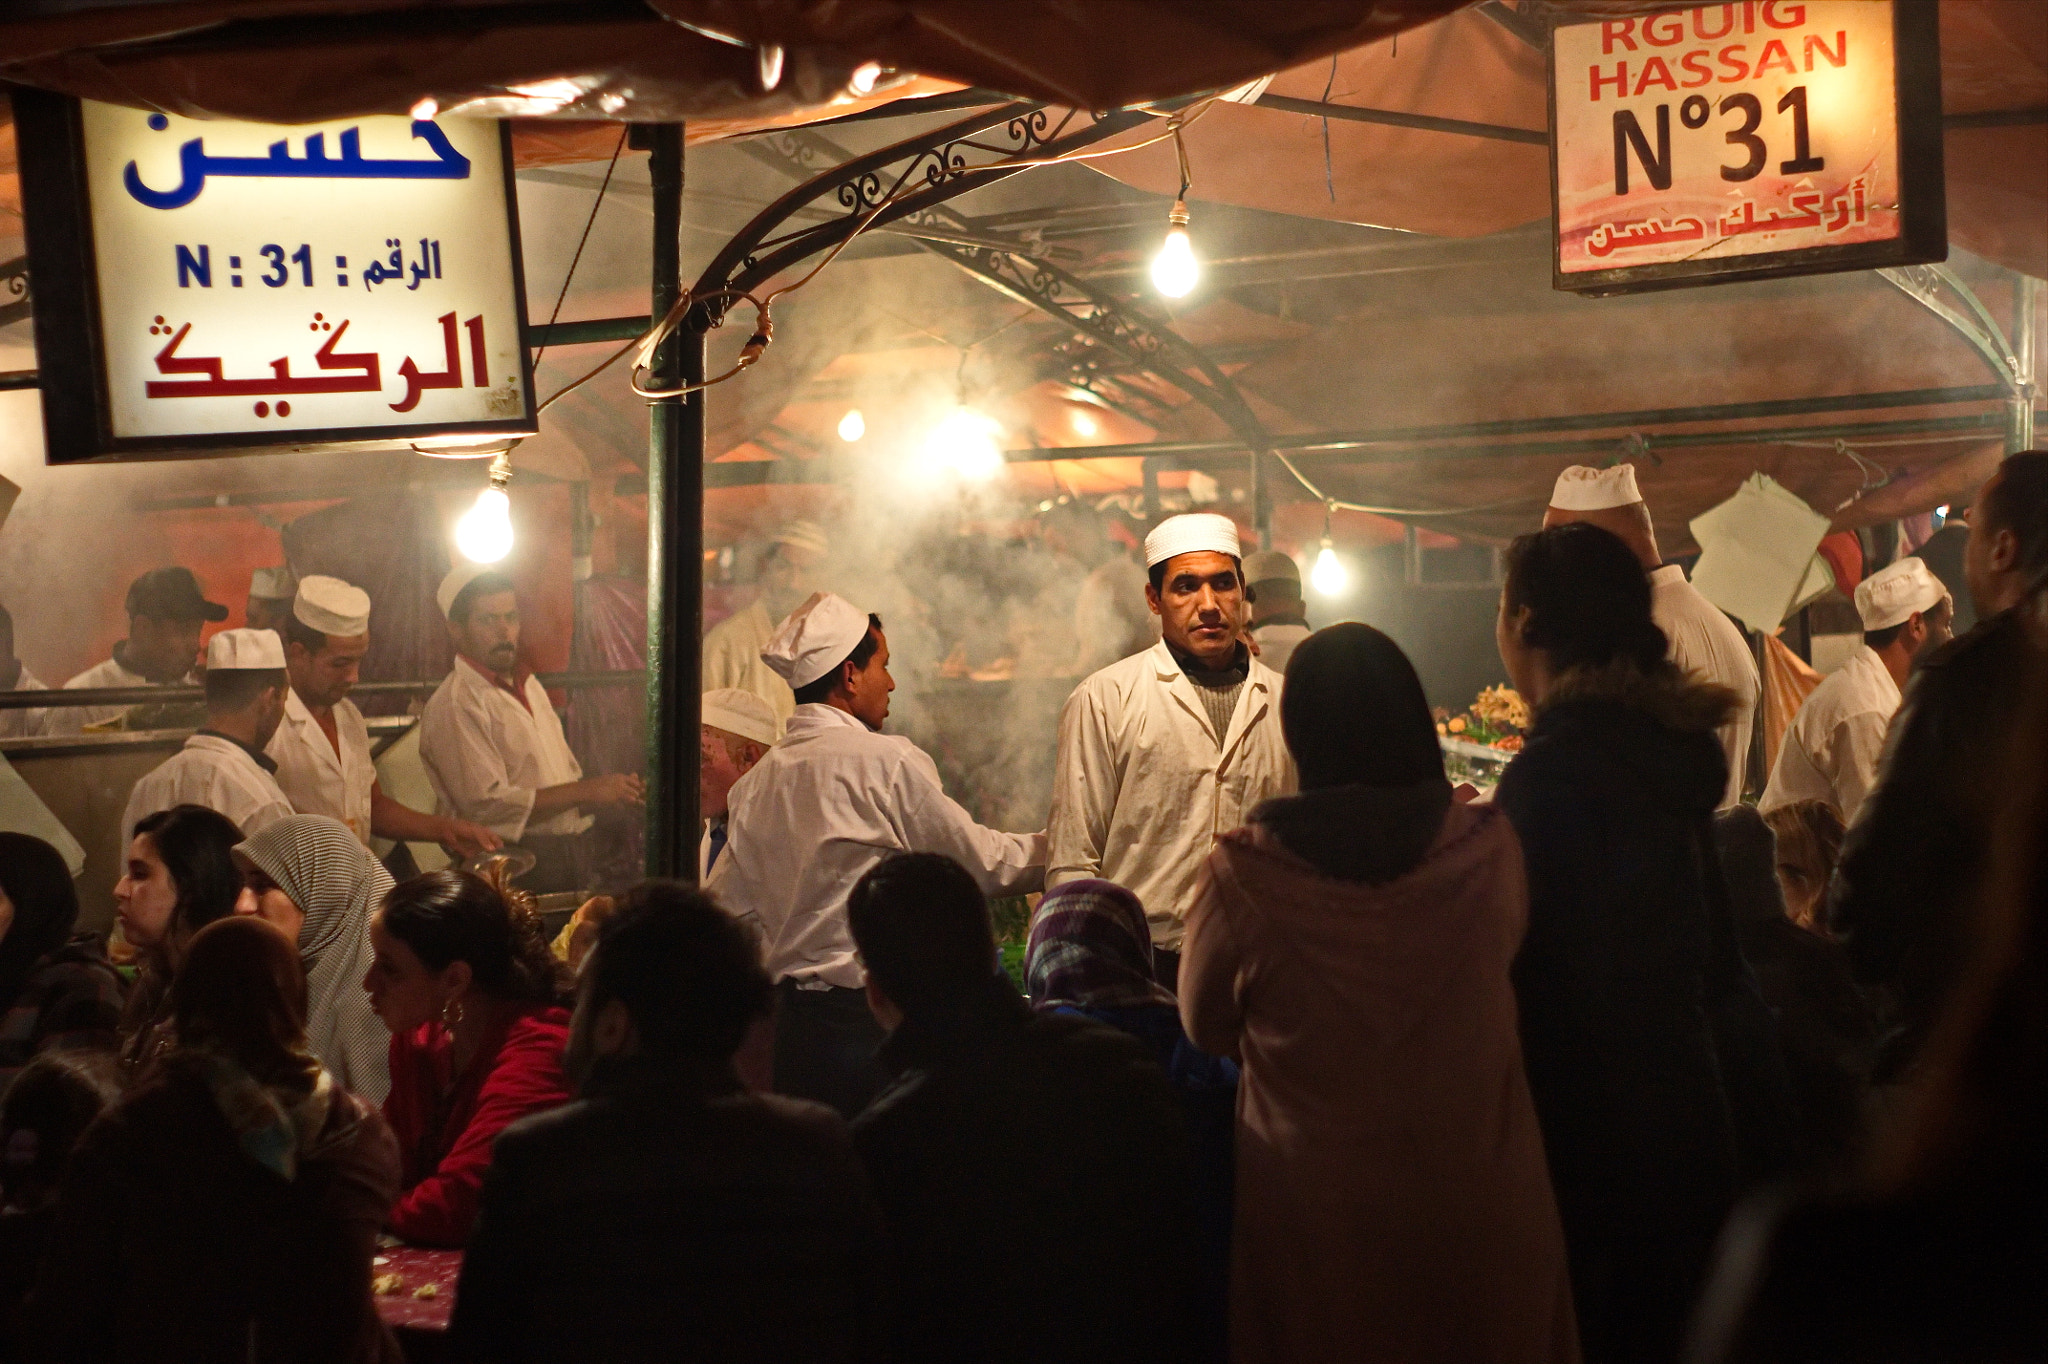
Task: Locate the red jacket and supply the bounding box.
[384,1003,571,1246]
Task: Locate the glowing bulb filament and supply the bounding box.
[1310,540,1348,596]
[1151,225,1199,299]
[456,487,514,564]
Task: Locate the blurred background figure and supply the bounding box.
[244,567,297,637]
[1242,550,1310,673]
[0,1052,121,1348]
[53,567,225,735]
[0,834,124,1083]
[698,687,779,880]
[0,603,50,740]
[702,520,830,723]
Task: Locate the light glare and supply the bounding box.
[1310,541,1348,596]
[923,407,1005,482]
[838,408,866,442]
[456,487,514,563]
[1150,225,1199,298]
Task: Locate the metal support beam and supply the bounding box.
[2013,274,2040,453]
[1878,265,2033,457]
[641,124,701,881]
[1253,93,1548,146]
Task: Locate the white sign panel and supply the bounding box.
[1548,0,1944,294]
[32,99,534,457]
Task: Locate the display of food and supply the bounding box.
[1435,685,1529,795]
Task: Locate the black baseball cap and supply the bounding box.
[125,567,228,623]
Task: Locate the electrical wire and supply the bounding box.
[1271,449,1538,518]
[531,127,629,377]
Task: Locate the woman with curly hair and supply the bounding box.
[367,869,572,1245]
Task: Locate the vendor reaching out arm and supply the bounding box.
[420,567,643,894]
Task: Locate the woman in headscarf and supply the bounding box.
[113,805,245,1077]
[1027,880,1238,1362]
[22,917,401,1364]
[0,835,124,1080]
[368,869,572,1246]
[231,815,391,1105]
[1181,622,1578,1364]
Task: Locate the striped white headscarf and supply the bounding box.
[234,815,392,1106]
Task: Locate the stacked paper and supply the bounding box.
[1688,474,1834,634]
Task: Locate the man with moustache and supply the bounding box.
[1047,513,1297,985]
[1760,557,1952,825]
[420,566,643,892]
[267,574,500,857]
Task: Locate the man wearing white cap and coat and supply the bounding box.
[121,628,296,841]
[420,565,643,892]
[701,519,830,725]
[1545,464,1761,808]
[1047,512,1297,983]
[245,566,298,636]
[268,575,501,858]
[698,686,779,880]
[1760,557,1952,825]
[708,591,1046,1117]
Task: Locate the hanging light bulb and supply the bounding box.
[1151,199,1199,298]
[1070,408,1099,438]
[838,408,866,442]
[922,406,1005,482]
[455,452,515,563]
[1310,537,1348,597]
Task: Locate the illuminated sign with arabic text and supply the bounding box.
[1548,0,1945,296]
[15,92,536,462]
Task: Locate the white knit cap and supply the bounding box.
[205,627,286,671]
[1143,513,1241,569]
[293,575,371,637]
[249,566,297,600]
[436,563,513,619]
[1855,557,1950,631]
[759,592,872,689]
[1549,464,1643,511]
[702,687,781,746]
[773,519,830,558]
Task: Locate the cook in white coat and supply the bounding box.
[1243,548,1312,675]
[1761,556,1953,825]
[0,603,50,739]
[1544,464,1762,808]
[698,687,779,881]
[1047,514,1297,979]
[419,566,643,893]
[700,519,829,725]
[268,575,500,858]
[53,567,224,734]
[121,628,295,841]
[245,565,297,636]
[709,591,1046,1117]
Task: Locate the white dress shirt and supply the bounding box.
[701,600,795,725]
[1759,644,1900,825]
[1047,639,1297,952]
[418,656,587,843]
[120,732,295,842]
[0,665,49,740]
[51,653,198,734]
[708,703,1045,988]
[266,688,375,844]
[1651,564,1761,809]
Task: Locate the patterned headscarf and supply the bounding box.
[1026,880,1177,1013]
[233,815,392,1106]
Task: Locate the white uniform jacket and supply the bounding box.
[1652,564,1760,809]
[1047,640,1297,952]
[0,665,50,740]
[701,600,795,725]
[708,703,1046,988]
[1251,621,1311,675]
[120,733,295,842]
[418,657,587,843]
[52,655,197,734]
[266,689,375,844]
[1759,644,1900,825]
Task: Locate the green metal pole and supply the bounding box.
[643,124,702,880]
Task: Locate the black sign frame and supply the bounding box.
[1548,0,1947,297]
[10,86,540,463]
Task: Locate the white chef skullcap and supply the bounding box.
[760,592,873,690]
[701,687,781,746]
[773,519,830,558]
[1144,513,1241,569]
[249,566,297,600]
[1854,557,1950,631]
[205,628,286,671]
[1549,464,1643,511]
[293,575,371,637]
[436,563,515,619]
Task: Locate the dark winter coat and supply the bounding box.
[1495,658,1741,1364]
[1829,607,2036,1075]
[851,982,1195,1364]
[452,1057,888,1364]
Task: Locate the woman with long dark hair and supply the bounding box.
[0,835,123,1080]
[23,917,401,1363]
[1492,521,1751,1364]
[113,805,244,1076]
[367,869,572,1245]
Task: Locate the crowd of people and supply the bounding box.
[0,451,2041,1363]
